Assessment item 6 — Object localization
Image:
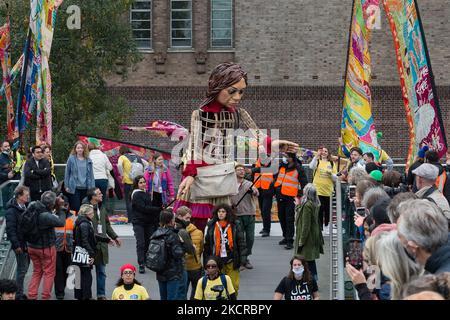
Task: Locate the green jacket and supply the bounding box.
[91,205,118,265]
[293,200,324,261]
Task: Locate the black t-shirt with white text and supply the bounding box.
[275,276,318,300]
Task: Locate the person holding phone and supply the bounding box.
[194,256,236,300]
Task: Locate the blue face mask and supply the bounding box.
[282,157,288,164]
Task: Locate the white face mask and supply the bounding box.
[292,266,304,277]
[282,157,288,164]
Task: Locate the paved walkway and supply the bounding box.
[23,223,331,300]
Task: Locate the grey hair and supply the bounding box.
[40,191,57,208]
[397,199,448,253]
[78,204,94,217]
[387,192,418,223]
[301,183,320,206]
[361,187,389,210]
[348,167,368,185]
[377,231,423,300]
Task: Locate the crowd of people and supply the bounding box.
[1,62,449,301]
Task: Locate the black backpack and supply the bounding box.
[145,234,168,272]
[18,203,42,243]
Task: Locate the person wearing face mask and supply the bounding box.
[194,256,236,300]
[0,140,15,184]
[176,206,204,300]
[274,152,309,250]
[274,255,319,300]
[112,264,150,300]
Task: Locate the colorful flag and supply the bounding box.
[77,134,172,191]
[0,21,17,141]
[15,0,62,148]
[121,120,189,141]
[383,0,447,167]
[0,54,24,98]
[340,0,383,161]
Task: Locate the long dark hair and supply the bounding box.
[211,203,235,224]
[132,175,145,191]
[287,255,312,283]
[115,278,142,287]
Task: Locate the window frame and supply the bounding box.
[130,0,153,51]
[210,0,234,49]
[170,0,193,48]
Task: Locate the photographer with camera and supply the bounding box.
[194,256,236,300]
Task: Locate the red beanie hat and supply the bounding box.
[120,264,136,274]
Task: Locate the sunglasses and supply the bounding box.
[205,264,218,269]
[122,271,134,275]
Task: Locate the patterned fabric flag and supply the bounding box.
[15,0,62,148]
[0,53,24,98]
[383,0,447,167]
[77,134,172,193]
[121,120,189,140]
[0,21,17,141]
[340,0,382,161]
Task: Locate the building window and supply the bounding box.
[211,0,233,48]
[171,0,192,48]
[131,0,152,50]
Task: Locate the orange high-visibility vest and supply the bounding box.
[55,215,76,252]
[274,167,299,197]
[254,159,274,190]
[436,172,447,193]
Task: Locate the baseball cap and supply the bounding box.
[412,163,439,180]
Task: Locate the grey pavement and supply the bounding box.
[23,222,331,300]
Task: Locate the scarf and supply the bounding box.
[214,220,233,258]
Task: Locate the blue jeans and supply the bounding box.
[95,264,107,298]
[158,279,181,300]
[69,188,88,213]
[176,270,188,300]
[15,251,30,298]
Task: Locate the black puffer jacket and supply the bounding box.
[131,189,161,225]
[26,201,66,249]
[5,198,27,251]
[151,226,186,282]
[73,215,97,266]
[204,218,248,270]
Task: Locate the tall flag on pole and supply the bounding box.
[0,20,18,142]
[340,0,383,161]
[15,0,62,148]
[383,0,447,168]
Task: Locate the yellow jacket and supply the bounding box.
[185,223,204,271]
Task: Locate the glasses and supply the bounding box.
[122,271,134,275]
[205,264,218,269]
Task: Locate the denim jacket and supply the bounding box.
[64,155,95,194]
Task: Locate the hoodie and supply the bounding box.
[425,235,450,274]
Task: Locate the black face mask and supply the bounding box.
[175,217,189,229]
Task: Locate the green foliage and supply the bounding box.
[0,0,141,162]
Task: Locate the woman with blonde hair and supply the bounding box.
[64,141,95,212]
[376,231,423,299]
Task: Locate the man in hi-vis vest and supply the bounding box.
[274,153,308,250]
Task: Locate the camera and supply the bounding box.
[355,207,366,217]
[211,285,226,300]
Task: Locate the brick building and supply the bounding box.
[109,0,450,162]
